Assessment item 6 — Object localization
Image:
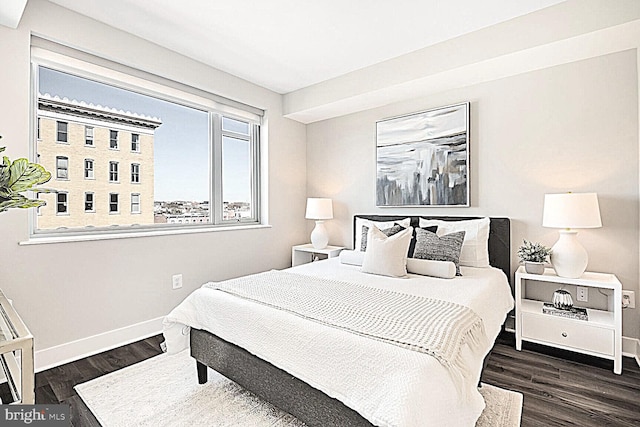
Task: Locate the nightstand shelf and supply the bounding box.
[291,244,344,267]
[515,266,622,374]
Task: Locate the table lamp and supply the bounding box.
[305,198,333,249]
[542,192,602,278]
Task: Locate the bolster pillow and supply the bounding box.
[340,250,456,279]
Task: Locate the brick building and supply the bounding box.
[36,93,162,230]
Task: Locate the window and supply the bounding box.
[131,163,140,183]
[84,159,94,179]
[56,156,68,179]
[85,126,94,145]
[221,117,255,222]
[109,161,119,182]
[131,193,140,213]
[109,193,119,213]
[56,121,68,143]
[37,118,40,140]
[33,50,262,237]
[110,130,118,149]
[131,133,140,152]
[85,192,94,212]
[56,192,68,214]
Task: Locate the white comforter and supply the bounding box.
[163,259,514,427]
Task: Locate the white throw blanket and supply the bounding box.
[207,270,487,392]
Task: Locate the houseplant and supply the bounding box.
[517,239,552,274]
[0,136,53,213]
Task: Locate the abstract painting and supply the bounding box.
[376,102,470,207]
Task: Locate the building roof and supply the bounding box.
[38,93,162,130]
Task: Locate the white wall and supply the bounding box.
[306,50,640,340]
[0,0,307,365]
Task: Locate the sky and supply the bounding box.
[39,67,251,203]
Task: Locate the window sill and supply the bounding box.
[20,223,272,245]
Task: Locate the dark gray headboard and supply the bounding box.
[353,215,511,279]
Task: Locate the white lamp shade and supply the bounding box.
[542,193,602,229]
[305,198,333,220]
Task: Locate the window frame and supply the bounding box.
[56,192,68,215]
[84,192,95,213]
[131,163,140,184]
[85,126,94,146]
[131,133,140,152]
[109,193,119,214]
[30,42,264,240]
[109,129,118,150]
[56,121,68,143]
[84,158,94,179]
[109,161,119,183]
[56,156,69,180]
[131,193,141,214]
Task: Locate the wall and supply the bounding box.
[0,0,307,367]
[306,50,640,340]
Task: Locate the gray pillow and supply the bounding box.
[413,229,466,276]
[361,224,405,251]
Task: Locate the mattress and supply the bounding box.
[163,258,514,427]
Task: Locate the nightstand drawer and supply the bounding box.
[521,312,614,356]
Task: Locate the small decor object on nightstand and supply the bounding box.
[552,289,574,310]
[517,239,551,274]
[542,302,588,321]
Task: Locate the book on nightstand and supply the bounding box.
[542,302,589,321]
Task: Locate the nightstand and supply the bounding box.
[515,266,622,374]
[291,244,344,267]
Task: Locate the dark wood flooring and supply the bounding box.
[32,333,639,426]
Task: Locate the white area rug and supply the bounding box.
[75,350,522,426]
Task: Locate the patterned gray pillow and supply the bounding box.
[361,224,405,251]
[413,229,466,276]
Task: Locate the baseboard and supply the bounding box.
[34,316,164,372]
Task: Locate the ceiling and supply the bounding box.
[30,0,565,94]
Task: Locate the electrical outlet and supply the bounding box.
[576,286,588,302]
[172,274,183,290]
[622,290,636,309]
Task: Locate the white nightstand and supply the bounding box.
[291,244,345,267]
[515,266,622,374]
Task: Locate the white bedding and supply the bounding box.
[163,258,514,427]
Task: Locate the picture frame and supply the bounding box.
[376,102,470,207]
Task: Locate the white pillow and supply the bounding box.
[354,217,411,252]
[339,250,366,266]
[406,258,456,279]
[361,226,413,278]
[418,217,490,268]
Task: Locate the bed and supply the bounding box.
[163,215,513,427]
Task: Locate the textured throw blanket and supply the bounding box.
[206,270,487,391]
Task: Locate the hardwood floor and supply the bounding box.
[34,332,639,426]
[35,335,165,426]
[484,334,640,427]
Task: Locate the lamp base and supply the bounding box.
[310,221,329,249]
[550,230,588,278]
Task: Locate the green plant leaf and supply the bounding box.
[8,158,52,192]
[0,193,46,213]
[0,139,54,214]
[0,156,10,186]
